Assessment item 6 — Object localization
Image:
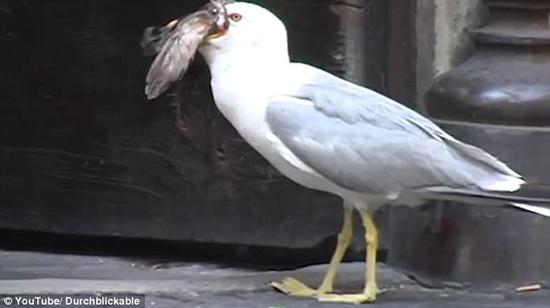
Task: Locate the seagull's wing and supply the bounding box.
[265,64,524,197]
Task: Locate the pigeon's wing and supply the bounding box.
[141,19,180,56]
[144,12,212,100]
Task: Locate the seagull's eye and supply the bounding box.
[229,13,242,22]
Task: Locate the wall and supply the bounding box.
[415,0,483,111]
[0,0,389,255]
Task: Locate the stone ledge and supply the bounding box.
[1,250,550,307]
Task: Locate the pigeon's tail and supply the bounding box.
[420,187,550,218]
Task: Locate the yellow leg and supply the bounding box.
[318,209,380,304]
[271,207,354,297]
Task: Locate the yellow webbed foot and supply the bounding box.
[271,277,327,297]
[318,285,380,304]
[272,208,383,305]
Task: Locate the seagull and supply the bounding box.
[145,1,550,304]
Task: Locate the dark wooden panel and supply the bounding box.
[0,0,391,248]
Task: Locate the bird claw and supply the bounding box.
[272,277,382,304]
[317,286,379,304]
[271,277,323,297]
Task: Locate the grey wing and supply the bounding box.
[266,65,523,195]
[266,100,464,195]
[292,64,521,179]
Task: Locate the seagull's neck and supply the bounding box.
[205,49,290,79]
[207,48,290,100]
[202,48,292,134]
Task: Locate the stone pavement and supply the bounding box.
[0,250,549,308]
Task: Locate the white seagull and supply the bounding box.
[145,2,550,304]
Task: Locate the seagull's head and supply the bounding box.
[199,2,290,68]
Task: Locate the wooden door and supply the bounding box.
[0,0,415,250]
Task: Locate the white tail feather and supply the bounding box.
[512,203,550,218]
[482,176,524,192]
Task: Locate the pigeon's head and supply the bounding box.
[200,2,289,66]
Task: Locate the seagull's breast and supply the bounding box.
[210,70,344,195]
[247,116,345,194]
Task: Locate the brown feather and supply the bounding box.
[142,0,228,100]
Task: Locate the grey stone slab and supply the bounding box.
[162,292,550,308]
[0,251,415,295]
[1,250,549,308]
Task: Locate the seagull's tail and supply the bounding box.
[421,187,550,218]
[511,203,550,217]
